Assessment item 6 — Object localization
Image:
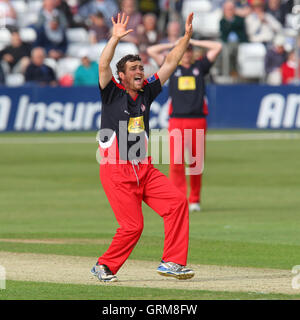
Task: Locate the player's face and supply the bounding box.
[181,50,193,65]
[122,61,145,91]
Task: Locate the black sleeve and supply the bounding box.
[99,77,122,104]
[143,73,162,104]
[196,56,213,76]
[24,65,34,81]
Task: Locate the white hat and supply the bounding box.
[78,48,90,58]
[273,35,285,47]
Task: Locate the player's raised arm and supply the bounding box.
[146,42,176,67]
[189,38,222,63]
[157,13,193,85]
[98,13,133,89]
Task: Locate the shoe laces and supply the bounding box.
[96,263,113,276]
[162,261,184,272]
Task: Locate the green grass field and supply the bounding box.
[0,130,300,300]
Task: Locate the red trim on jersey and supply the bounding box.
[168,101,173,116]
[112,77,126,90]
[131,93,139,101]
[203,97,209,115]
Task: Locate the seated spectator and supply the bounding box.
[157,0,183,33]
[138,0,159,16]
[281,50,300,84]
[0,0,17,29]
[34,16,68,60]
[77,0,118,28]
[137,13,161,47]
[266,0,293,27]
[55,0,78,28]
[0,30,31,73]
[160,20,181,44]
[36,0,68,30]
[219,0,248,77]
[207,0,251,16]
[245,0,282,44]
[88,11,110,44]
[73,49,98,86]
[234,0,251,17]
[24,47,57,86]
[265,34,287,85]
[220,1,248,43]
[117,0,143,44]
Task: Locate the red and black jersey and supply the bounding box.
[98,74,161,161]
[169,56,212,118]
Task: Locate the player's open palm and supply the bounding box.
[185,12,194,38]
[112,13,133,39]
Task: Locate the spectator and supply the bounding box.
[157,0,183,33]
[54,0,78,28]
[77,0,118,28]
[160,20,181,44]
[220,0,248,43]
[210,0,251,16]
[220,0,248,77]
[88,11,110,44]
[266,0,294,27]
[0,0,17,29]
[281,50,300,84]
[36,0,68,30]
[234,0,251,17]
[138,0,159,16]
[73,49,98,86]
[24,47,57,86]
[265,34,287,85]
[0,30,31,73]
[118,0,143,43]
[137,13,161,47]
[245,0,282,44]
[34,16,68,60]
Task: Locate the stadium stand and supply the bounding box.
[0,0,299,86]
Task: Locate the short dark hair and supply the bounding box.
[95,11,104,19]
[116,54,142,82]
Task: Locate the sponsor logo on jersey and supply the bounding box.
[178,76,196,91]
[174,69,182,77]
[128,116,145,133]
[147,75,156,83]
[192,68,199,76]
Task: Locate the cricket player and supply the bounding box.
[147,39,222,212]
[91,12,195,282]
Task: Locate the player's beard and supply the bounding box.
[126,77,144,92]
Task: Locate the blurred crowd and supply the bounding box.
[0,0,299,87]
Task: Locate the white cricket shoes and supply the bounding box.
[189,203,201,212]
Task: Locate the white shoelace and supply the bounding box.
[131,159,141,186]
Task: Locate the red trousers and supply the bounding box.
[169,118,207,204]
[98,158,189,275]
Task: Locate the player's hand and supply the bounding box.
[184,12,193,38]
[111,13,133,40]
